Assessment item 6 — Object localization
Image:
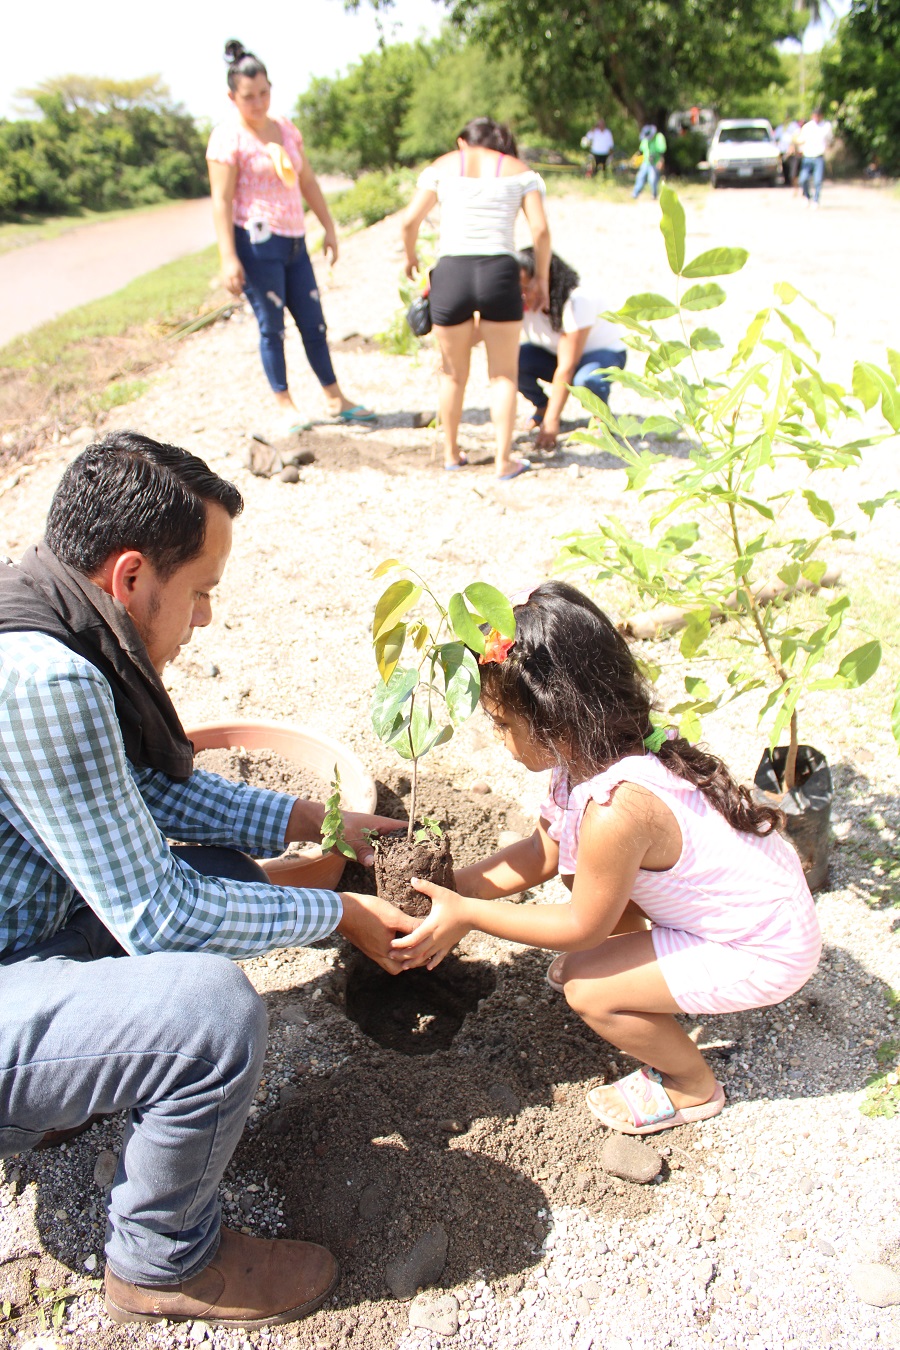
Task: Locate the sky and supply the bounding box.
[4,0,851,124]
[3,0,445,122]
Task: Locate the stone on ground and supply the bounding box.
[385,1223,449,1300]
[599,1134,662,1184]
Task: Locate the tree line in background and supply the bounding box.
[0,77,208,219]
[0,0,897,222]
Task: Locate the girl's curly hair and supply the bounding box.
[479,581,783,837]
[516,247,581,332]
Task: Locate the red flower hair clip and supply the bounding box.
[479,629,515,665]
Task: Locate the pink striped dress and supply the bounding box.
[541,755,822,1015]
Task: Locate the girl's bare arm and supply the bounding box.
[394,788,657,968]
[453,819,559,898]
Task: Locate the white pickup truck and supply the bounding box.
[705,119,781,188]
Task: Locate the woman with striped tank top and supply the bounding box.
[401,118,551,479]
[390,582,821,1136]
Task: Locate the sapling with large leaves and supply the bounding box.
[558,185,900,791]
[370,560,515,836]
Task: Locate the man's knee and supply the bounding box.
[158,954,268,1075]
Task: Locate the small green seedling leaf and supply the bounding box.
[320,767,357,858]
[372,558,403,579]
[464,582,516,637]
[659,185,686,274]
[681,283,726,311]
[837,640,882,688]
[373,580,421,640]
[690,327,724,352]
[682,246,748,278]
[620,292,680,321]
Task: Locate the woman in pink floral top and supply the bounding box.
[207,41,374,436]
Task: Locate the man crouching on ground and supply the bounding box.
[0,430,416,1329]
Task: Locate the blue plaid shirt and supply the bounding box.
[0,631,342,958]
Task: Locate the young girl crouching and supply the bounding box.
[392,581,821,1136]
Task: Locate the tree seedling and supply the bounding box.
[370,560,515,839]
[559,185,900,789]
[320,766,357,860]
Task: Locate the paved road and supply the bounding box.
[0,198,214,347]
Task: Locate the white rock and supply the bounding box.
[850,1263,900,1307]
[188,1321,210,1343]
[83,1253,98,1272]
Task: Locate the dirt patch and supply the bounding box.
[194,746,329,800]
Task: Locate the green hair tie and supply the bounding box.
[643,725,673,753]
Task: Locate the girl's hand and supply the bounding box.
[391,878,472,970]
[534,425,558,451]
[222,258,245,296]
[405,255,419,279]
[532,277,550,313]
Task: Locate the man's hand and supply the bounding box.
[340,813,406,868]
[390,878,473,970]
[285,801,406,868]
[338,892,419,974]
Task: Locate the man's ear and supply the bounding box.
[92,551,151,605]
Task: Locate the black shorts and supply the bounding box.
[428,254,523,326]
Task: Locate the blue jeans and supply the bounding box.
[798,155,825,204]
[633,161,660,199]
[234,227,336,393]
[0,848,270,1286]
[518,343,627,415]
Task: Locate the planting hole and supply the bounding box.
[344,951,496,1055]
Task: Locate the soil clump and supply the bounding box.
[373,827,455,917]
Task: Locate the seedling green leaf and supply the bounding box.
[682,247,748,278]
[659,185,686,274]
[373,580,421,640]
[464,582,515,637]
[837,640,882,688]
[681,283,726,311]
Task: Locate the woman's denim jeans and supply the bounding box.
[234,226,336,393]
[0,848,271,1286]
[518,343,627,414]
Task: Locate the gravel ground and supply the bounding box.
[1,182,899,1350]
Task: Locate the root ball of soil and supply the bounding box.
[373,829,454,917]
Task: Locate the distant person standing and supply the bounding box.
[206,40,376,436]
[797,110,831,208]
[584,119,614,178]
[632,124,666,200]
[774,117,801,186]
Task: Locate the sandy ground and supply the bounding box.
[1,180,900,1350]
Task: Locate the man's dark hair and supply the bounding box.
[45,430,244,579]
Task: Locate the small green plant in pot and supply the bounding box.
[369,560,515,916]
[558,185,900,887]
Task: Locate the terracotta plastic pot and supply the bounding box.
[186,720,377,891]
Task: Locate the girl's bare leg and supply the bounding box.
[480,318,523,476]
[561,929,719,1128]
[434,321,475,466]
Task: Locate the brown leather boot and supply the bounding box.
[104,1227,339,1328]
